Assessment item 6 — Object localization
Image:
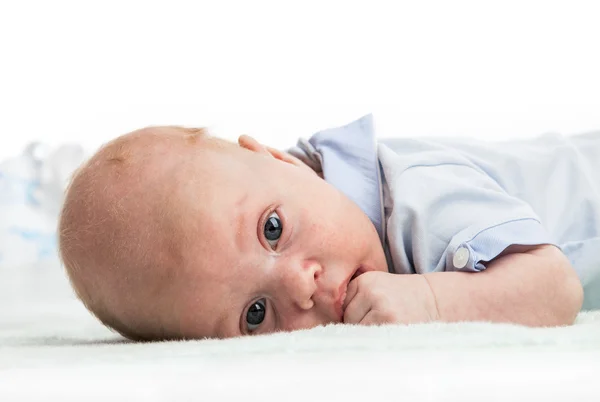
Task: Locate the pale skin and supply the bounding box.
[343,245,583,327]
[178,133,584,337]
[174,134,390,338]
[60,127,585,340]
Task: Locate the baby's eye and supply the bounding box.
[246,298,267,332]
[264,212,283,249]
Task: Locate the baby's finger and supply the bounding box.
[343,290,370,324]
[357,309,390,326]
[342,278,359,311]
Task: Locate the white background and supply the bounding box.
[2,3,600,399]
[1,0,599,159]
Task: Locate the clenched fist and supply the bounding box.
[343,271,439,325]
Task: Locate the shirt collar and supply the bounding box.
[288,114,385,241]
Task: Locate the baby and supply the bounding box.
[58,115,597,341]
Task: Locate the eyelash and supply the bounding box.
[243,297,278,335]
[245,298,267,333]
[261,207,283,250]
[244,207,285,334]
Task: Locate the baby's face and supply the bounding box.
[167,137,388,338]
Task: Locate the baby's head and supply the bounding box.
[59,126,387,340]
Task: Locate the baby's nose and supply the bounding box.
[304,259,322,282]
[281,259,322,310]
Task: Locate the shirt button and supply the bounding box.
[453,247,470,269]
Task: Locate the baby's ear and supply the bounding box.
[238,135,270,156]
[238,135,308,169]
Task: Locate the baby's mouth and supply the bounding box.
[336,266,366,321]
[350,266,366,281]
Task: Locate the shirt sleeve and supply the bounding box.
[380,147,557,274]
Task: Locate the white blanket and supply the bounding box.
[2,265,600,402]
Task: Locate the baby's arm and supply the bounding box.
[343,245,583,327]
[423,244,583,326]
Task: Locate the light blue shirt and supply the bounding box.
[290,114,600,310]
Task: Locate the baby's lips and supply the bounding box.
[334,289,347,321]
[342,266,365,304]
[340,288,348,312]
[338,266,366,321]
[352,265,367,281]
[334,280,350,321]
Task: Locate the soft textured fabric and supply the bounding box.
[290,115,600,310]
[2,275,600,401]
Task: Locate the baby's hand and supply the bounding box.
[342,271,439,325]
